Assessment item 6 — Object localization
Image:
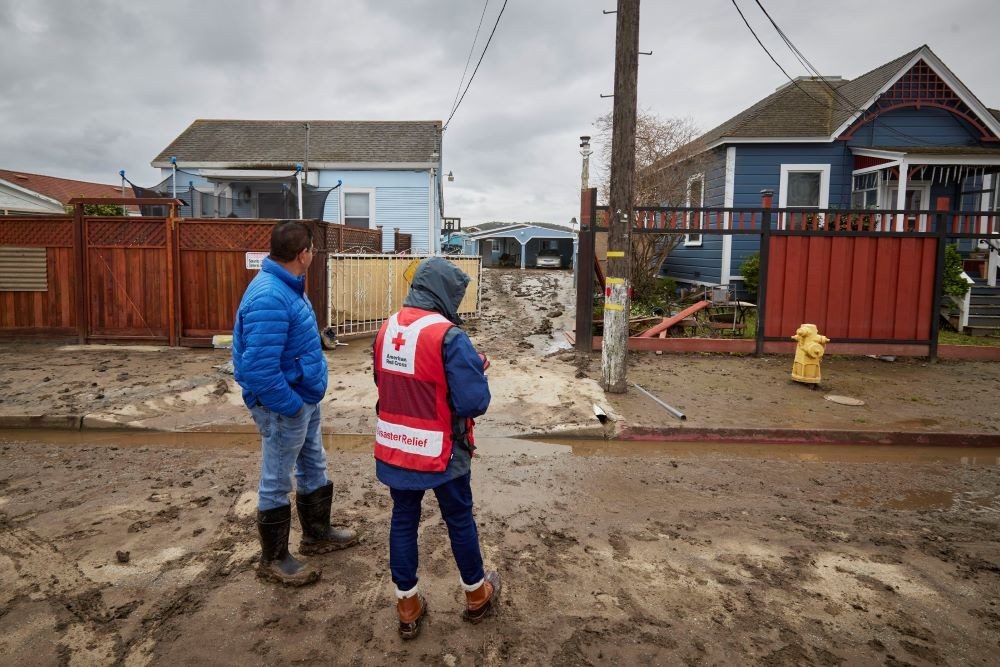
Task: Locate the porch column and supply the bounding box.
[985,174,998,287]
[895,161,908,231]
[520,240,527,269]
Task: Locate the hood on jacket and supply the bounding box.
[403,257,470,325]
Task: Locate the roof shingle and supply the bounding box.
[153,119,442,166]
[0,169,134,205]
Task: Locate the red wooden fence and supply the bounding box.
[0,207,387,346]
[764,235,938,341]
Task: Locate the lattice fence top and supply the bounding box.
[0,217,74,247]
[87,219,166,247]
[179,221,271,250]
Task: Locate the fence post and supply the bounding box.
[755,190,774,356]
[928,197,950,362]
[575,188,597,352]
[73,203,87,344]
[165,205,178,346]
[394,227,400,254]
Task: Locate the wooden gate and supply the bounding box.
[85,217,172,342]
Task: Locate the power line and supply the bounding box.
[749,0,958,147]
[443,0,508,131]
[448,0,491,120]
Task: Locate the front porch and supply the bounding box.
[851,146,1000,286]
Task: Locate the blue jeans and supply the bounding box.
[389,473,485,591]
[250,402,329,511]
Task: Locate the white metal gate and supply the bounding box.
[326,254,482,337]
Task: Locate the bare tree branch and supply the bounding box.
[593,109,707,302]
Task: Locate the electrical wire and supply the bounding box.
[443,0,508,131]
[448,0,491,120]
[748,0,961,147]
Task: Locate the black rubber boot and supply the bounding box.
[257,505,320,586]
[296,481,361,555]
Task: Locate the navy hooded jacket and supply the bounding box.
[375,257,491,490]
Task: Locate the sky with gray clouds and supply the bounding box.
[1,0,998,225]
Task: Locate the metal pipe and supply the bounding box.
[630,382,686,420]
[295,164,304,220]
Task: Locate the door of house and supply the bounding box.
[887,184,931,231]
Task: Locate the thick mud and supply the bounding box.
[2,267,1000,664]
[1,433,999,665]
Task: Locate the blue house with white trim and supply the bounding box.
[660,45,1000,291]
[150,120,445,253]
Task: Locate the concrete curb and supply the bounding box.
[611,425,1000,447]
[0,415,83,430]
[1,414,997,447]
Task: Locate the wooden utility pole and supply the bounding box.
[602,0,639,393]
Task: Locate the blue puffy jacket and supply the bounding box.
[232,257,328,416]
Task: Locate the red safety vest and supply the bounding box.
[373,307,457,472]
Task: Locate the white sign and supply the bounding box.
[245,252,268,270]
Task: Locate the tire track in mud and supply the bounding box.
[0,515,122,665]
[117,489,257,666]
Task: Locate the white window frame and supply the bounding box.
[684,172,705,247]
[779,164,831,208]
[341,187,376,229]
[192,185,215,218]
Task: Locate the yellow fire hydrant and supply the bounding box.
[791,323,829,385]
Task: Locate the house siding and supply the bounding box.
[317,170,433,252]
[661,148,726,285]
[725,143,854,288]
[846,107,981,147]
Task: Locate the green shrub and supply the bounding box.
[943,245,970,298]
[740,252,760,299]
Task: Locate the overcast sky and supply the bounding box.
[2,0,998,226]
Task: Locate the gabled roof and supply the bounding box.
[466,221,572,234]
[685,45,999,152]
[0,169,134,205]
[464,221,576,240]
[152,120,442,168]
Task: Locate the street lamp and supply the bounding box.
[579,135,592,191]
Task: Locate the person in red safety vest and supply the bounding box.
[373,257,500,639]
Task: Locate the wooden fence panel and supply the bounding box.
[177,219,272,342]
[765,235,938,341]
[0,217,77,335]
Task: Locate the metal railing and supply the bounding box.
[326,254,482,337]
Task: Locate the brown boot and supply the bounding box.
[462,570,501,623]
[396,589,427,640]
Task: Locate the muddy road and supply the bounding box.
[1,432,998,665]
[1,267,1000,665]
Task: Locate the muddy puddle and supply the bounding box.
[2,429,1000,468]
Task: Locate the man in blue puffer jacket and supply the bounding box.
[233,221,359,586]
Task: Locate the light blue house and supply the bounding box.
[465,222,577,269]
[149,120,445,253]
[660,45,1000,291]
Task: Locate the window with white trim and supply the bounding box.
[778,164,831,209]
[344,190,373,229]
[685,173,704,246]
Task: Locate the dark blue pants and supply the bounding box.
[389,473,485,591]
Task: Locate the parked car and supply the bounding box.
[535,248,562,269]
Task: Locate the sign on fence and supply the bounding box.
[245,252,268,270]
